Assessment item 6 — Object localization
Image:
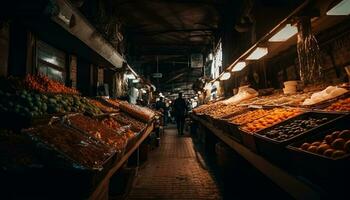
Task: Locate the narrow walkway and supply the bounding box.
[127,125,222,200]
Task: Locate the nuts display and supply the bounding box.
[240,108,302,133]
[326,97,350,112]
[89,99,119,113]
[259,116,330,141]
[113,112,147,132]
[299,129,350,159]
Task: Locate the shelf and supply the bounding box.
[88,122,154,200]
[191,115,320,200]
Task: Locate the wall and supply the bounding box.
[0,22,9,76]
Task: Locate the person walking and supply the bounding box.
[173,92,187,135]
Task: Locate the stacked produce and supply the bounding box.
[259,116,330,141]
[68,115,127,151]
[101,98,121,109]
[238,92,312,107]
[240,108,302,133]
[299,130,350,159]
[113,113,146,132]
[25,122,114,169]
[102,117,135,142]
[88,99,119,113]
[228,109,270,125]
[0,90,102,118]
[325,97,350,112]
[119,101,155,122]
[24,74,79,95]
[209,104,246,119]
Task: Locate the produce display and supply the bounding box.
[192,102,224,115]
[67,114,127,151]
[119,101,155,122]
[102,117,135,141]
[228,109,270,125]
[113,112,146,132]
[240,108,302,133]
[325,97,350,112]
[209,104,246,119]
[299,129,350,159]
[0,129,41,168]
[101,97,121,109]
[88,99,119,113]
[24,74,79,95]
[25,122,114,169]
[0,90,102,118]
[238,92,312,107]
[259,115,330,141]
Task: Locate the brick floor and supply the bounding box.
[127,126,222,200]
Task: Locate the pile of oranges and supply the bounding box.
[24,74,79,95]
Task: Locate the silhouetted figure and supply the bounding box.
[173,92,187,135]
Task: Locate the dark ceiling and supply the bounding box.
[78,0,304,93]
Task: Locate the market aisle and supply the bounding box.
[127,125,222,200]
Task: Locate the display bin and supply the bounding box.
[287,116,350,184]
[253,112,345,166]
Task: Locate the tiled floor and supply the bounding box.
[127,126,222,200]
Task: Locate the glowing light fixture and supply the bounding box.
[220,72,231,80]
[327,0,350,15]
[125,73,136,79]
[197,91,202,94]
[268,24,298,42]
[231,62,247,72]
[132,79,140,83]
[246,47,268,60]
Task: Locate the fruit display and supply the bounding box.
[228,109,270,125]
[193,101,226,115]
[0,129,41,168]
[209,104,246,119]
[102,117,135,141]
[119,101,155,122]
[101,97,121,109]
[113,112,147,132]
[325,97,350,112]
[24,74,79,95]
[25,122,114,169]
[88,99,119,113]
[299,130,350,159]
[0,90,103,118]
[67,114,127,151]
[240,108,303,133]
[258,116,330,141]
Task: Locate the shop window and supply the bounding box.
[36,40,66,82]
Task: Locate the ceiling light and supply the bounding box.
[246,47,268,60]
[220,72,231,80]
[197,91,202,94]
[132,79,140,83]
[327,0,350,15]
[232,62,247,72]
[125,73,136,79]
[268,24,298,42]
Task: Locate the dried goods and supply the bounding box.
[259,116,329,141]
[25,122,113,169]
[299,129,350,158]
[24,74,79,95]
[68,115,127,151]
[209,104,245,119]
[240,108,302,133]
[113,112,146,132]
[229,109,269,125]
[119,102,155,122]
[326,97,350,112]
[89,99,118,113]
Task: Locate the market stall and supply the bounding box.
[0,75,157,199]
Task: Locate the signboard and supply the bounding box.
[152,73,162,78]
[191,54,203,68]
